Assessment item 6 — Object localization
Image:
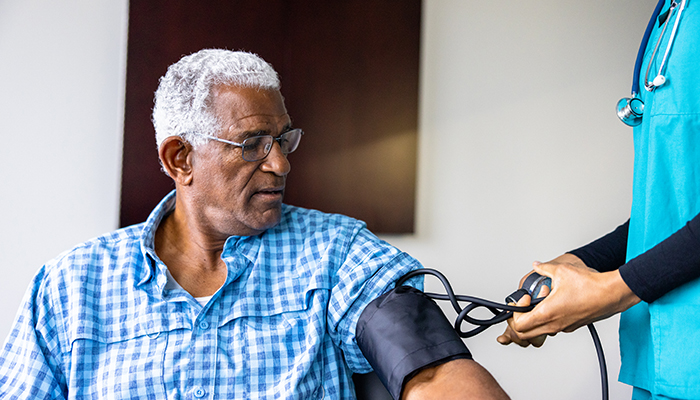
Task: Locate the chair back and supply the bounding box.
[353,371,393,400]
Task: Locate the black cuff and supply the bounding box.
[356,286,472,400]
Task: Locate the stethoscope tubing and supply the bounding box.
[632,0,666,96]
[644,0,686,91]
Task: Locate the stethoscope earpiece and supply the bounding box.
[652,75,666,88]
[617,97,645,127]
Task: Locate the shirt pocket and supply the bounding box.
[66,319,170,399]
[236,288,331,399]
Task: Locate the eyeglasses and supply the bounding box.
[196,128,303,162]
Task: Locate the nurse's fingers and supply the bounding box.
[497,295,548,348]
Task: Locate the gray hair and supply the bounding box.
[152,49,281,149]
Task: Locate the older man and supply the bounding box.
[0,49,508,399]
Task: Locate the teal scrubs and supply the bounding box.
[619,1,700,398]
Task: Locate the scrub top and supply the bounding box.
[620,1,700,397]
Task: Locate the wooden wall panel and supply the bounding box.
[121,0,420,233]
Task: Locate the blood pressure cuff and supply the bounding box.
[356,285,472,399]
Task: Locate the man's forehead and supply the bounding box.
[212,84,289,130]
[228,114,291,134]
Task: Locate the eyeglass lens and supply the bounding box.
[242,129,302,161]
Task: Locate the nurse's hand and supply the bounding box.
[497,270,551,347]
[497,292,551,348]
[499,254,641,341]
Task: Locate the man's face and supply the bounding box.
[189,85,292,237]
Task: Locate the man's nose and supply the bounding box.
[260,140,291,176]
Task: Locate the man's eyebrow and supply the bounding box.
[233,128,270,140]
[242,129,270,137]
[235,122,293,139]
[270,123,294,138]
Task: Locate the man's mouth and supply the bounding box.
[255,187,284,199]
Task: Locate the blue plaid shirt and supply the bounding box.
[0,191,422,399]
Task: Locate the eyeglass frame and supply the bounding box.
[192,128,303,162]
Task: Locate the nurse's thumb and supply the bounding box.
[532,260,554,278]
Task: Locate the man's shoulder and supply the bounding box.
[280,204,366,233]
[28,222,168,351]
[36,222,148,309]
[271,205,391,260]
[43,223,146,276]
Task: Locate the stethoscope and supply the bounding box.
[616,0,687,126]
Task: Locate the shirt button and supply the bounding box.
[199,321,210,330]
[193,387,206,398]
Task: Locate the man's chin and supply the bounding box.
[249,207,283,234]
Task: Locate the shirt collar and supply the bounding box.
[134,190,267,288]
[136,190,177,287]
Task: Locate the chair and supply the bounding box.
[353,371,393,400]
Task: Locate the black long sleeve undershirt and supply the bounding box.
[568,212,700,303]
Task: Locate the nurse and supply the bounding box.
[498,1,700,399]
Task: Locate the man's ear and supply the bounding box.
[159,136,194,186]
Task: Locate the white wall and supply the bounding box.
[0,1,655,399]
[0,0,128,337]
[383,1,654,399]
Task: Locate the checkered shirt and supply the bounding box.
[0,191,422,399]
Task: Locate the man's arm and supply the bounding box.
[357,286,509,399]
[402,358,509,400]
[0,271,66,399]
